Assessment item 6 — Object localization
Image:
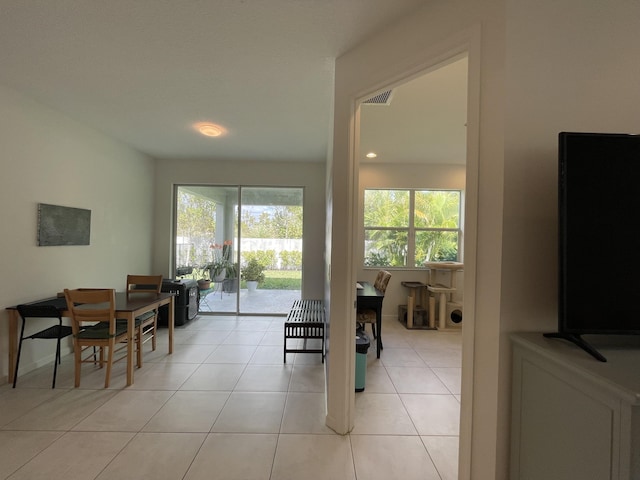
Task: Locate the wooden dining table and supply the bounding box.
[5,291,175,386]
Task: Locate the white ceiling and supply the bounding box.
[0,1,467,164]
[360,56,468,165]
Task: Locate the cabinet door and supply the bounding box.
[515,360,613,480]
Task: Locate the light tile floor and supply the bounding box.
[0,314,461,480]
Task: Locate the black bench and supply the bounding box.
[284,299,325,363]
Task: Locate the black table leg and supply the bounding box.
[376,307,383,358]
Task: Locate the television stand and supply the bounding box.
[542,332,607,362]
[511,333,640,479]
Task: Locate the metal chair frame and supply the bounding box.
[14,304,73,388]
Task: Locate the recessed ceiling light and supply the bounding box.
[366,152,377,158]
[195,122,226,137]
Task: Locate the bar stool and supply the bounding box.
[14,304,73,388]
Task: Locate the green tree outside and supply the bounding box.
[364,189,460,266]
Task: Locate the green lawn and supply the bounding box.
[186,268,301,290]
[248,270,301,290]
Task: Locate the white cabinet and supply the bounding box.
[510,333,640,480]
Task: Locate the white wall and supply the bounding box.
[0,84,156,382]
[503,0,640,329]
[152,159,326,299]
[333,0,640,479]
[358,163,466,317]
[501,0,640,475]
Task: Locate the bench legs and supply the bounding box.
[284,299,326,363]
[283,326,324,363]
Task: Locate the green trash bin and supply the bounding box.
[355,329,370,392]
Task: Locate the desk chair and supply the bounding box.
[64,288,128,388]
[13,304,73,388]
[126,274,163,367]
[357,270,392,349]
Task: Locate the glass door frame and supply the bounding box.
[172,184,303,316]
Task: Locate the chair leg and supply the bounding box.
[12,320,27,388]
[136,326,143,368]
[151,316,157,351]
[13,339,24,388]
[99,347,105,366]
[52,336,62,389]
[74,344,82,388]
[105,340,115,388]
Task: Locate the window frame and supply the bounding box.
[363,188,462,269]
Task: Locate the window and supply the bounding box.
[363,189,461,268]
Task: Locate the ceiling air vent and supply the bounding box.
[363,90,393,105]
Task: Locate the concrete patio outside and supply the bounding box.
[198,287,302,315]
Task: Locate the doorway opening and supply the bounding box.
[354,53,469,476]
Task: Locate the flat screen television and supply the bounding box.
[544,132,640,361]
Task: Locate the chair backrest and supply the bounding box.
[373,270,392,294]
[64,288,116,336]
[126,274,163,294]
[16,304,62,321]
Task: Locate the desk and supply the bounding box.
[357,281,384,358]
[6,292,175,386]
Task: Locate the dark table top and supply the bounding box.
[7,292,174,312]
[357,281,384,298]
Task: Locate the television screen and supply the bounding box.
[550,132,640,360]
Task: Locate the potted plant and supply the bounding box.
[207,241,233,281]
[208,261,228,282]
[193,261,211,289]
[223,262,239,293]
[225,261,238,279]
[241,258,266,292]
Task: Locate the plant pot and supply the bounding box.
[223,278,238,293]
[246,280,258,292]
[213,271,226,282]
[197,279,211,289]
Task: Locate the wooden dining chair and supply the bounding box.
[357,270,392,340]
[13,304,73,388]
[64,288,128,388]
[126,274,163,367]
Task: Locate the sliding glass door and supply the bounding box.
[174,186,239,314]
[174,185,302,315]
[238,187,303,313]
